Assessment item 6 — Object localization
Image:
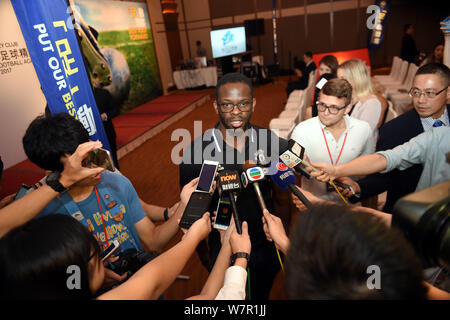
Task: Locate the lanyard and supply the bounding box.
[94,186,109,248]
[321,128,348,165]
[59,183,139,251]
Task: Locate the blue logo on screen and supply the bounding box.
[222,31,234,46]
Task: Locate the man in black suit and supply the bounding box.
[400,24,419,64]
[303,51,317,79]
[337,63,450,213]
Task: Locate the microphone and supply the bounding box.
[269,161,312,208]
[280,140,350,204]
[279,139,320,179]
[241,162,267,212]
[217,170,243,234]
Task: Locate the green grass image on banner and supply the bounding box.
[98,29,162,114]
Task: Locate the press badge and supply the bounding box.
[72,211,85,222]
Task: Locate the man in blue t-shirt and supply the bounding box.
[23,113,197,279]
[38,170,147,254]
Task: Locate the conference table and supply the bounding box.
[173,66,218,89]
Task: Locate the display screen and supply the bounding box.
[210,26,246,59]
[214,196,232,229]
[197,162,218,192]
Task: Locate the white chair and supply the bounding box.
[379,60,409,88]
[269,118,295,139]
[279,109,300,124]
[374,56,401,82]
[385,64,418,99]
[389,92,413,115]
[298,71,317,122]
[384,101,399,123]
[287,89,304,104]
[307,69,317,88]
[285,101,300,110]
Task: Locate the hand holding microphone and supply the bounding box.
[335,177,360,198]
[217,170,243,234]
[303,160,339,183]
[291,185,323,212]
[261,209,289,254]
[269,161,312,208]
[279,139,336,183]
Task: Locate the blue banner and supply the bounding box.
[11,0,111,152]
[368,0,391,50]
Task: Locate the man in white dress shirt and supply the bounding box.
[290,78,373,202]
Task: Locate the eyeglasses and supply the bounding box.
[408,86,448,99]
[217,100,252,113]
[316,101,347,115]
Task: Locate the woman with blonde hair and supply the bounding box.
[337,59,381,144]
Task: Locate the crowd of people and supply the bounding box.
[0,42,449,301]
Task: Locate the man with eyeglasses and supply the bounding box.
[337,63,450,213]
[179,72,290,300]
[290,78,373,202]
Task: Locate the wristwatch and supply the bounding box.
[230,252,250,266]
[45,171,68,193]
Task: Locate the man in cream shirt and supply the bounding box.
[290,78,373,202]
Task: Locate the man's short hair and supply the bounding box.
[215,72,253,101]
[320,78,353,107]
[196,40,201,46]
[415,62,450,87]
[285,204,427,299]
[304,51,313,59]
[23,113,90,172]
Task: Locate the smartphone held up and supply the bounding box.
[83,148,116,172]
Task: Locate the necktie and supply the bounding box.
[433,120,444,127]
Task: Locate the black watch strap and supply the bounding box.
[45,171,68,193]
[163,207,169,221]
[230,252,250,266]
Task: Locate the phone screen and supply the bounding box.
[179,192,213,229]
[83,148,115,172]
[214,196,232,229]
[196,162,218,192]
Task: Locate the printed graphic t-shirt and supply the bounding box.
[38,171,146,254]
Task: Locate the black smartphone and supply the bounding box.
[179,191,213,229]
[213,195,233,230]
[83,148,115,172]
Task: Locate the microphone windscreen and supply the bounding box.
[217,170,242,194]
[288,139,306,159]
[246,166,265,182]
[269,161,296,190]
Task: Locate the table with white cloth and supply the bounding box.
[173,67,218,89]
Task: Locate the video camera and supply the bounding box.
[392,180,450,269]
